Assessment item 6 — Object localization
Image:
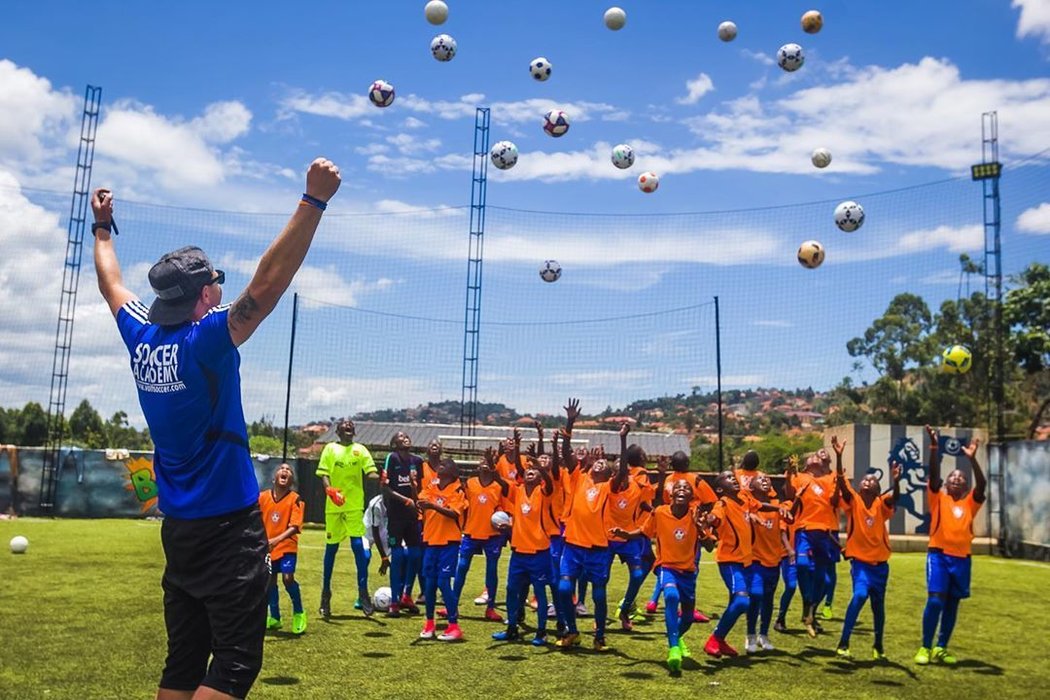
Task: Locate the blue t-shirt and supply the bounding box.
[117,300,257,519]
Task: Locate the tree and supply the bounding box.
[69,399,106,447]
[1005,262,1050,437]
[18,402,48,446]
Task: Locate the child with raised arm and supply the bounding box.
[832,438,902,660]
[259,463,307,635]
[915,427,986,666]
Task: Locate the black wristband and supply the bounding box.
[91,219,120,237]
[301,193,328,211]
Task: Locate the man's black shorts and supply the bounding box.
[160,504,270,698]
[388,516,422,548]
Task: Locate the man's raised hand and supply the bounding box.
[305,157,341,203]
[91,188,113,224]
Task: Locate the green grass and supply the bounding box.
[0,519,1047,699]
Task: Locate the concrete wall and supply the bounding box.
[997,440,1050,558]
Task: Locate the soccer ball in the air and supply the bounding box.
[941,345,973,374]
[611,144,635,169]
[430,34,457,62]
[425,0,448,25]
[539,260,562,283]
[638,171,659,193]
[372,586,393,612]
[543,110,570,137]
[491,511,513,528]
[530,57,552,81]
[797,240,825,269]
[368,80,395,108]
[717,21,738,42]
[801,10,823,34]
[604,7,626,30]
[778,43,805,72]
[834,201,865,232]
[811,148,832,169]
[490,141,519,170]
[9,535,28,554]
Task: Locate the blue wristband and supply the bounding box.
[301,193,327,211]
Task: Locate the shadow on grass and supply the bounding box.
[260,676,300,686]
[363,630,392,638]
[955,659,1004,676]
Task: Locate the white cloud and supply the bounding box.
[402,116,427,129]
[919,270,967,285]
[897,224,984,253]
[0,60,77,170]
[676,73,714,105]
[1014,0,1050,44]
[386,133,442,154]
[219,255,396,308]
[1017,202,1050,233]
[741,49,776,67]
[548,370,652,387]
[278,89,374,121]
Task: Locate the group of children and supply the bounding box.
[256,409,986,674]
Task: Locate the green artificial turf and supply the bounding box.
[0,518,1045,699]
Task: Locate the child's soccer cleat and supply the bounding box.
[592,636,611,652]
[438,623,464,641]
[914,647,931,665]
[359,591,375,617]
[804,615,818,638]
[619,608,634,632]
[693,609,711,623]
[531,633,548,647]
[932,646,957,665]
[354,597,363,610]
[291,612,307,635]
[399,594,419,615]
[758,634,775,651]
[773,618,788,633]
[717,636,739,657]
[385,604,401,618]
[872,648,888,662]
[319,590,332,619]
[419,620,437,639]
[645,600,658,615]
[492,627,519,641]
[484,608,505,623]
[703,634,723,658]
[836,647,852,660]
[547,603,558,618]
[529,596,538,610]
[474,590,490,605]
[266,615,282,630]
[821,604,834,620]
[575,602,590,617]
[678,640,692,658]
[555,632,580,648]
[745,635,758,654]
[667,645,683,673]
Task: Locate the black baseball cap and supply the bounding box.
[147,246,219,326]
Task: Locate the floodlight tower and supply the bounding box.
[40,85,102,512]
[460,108,490,435]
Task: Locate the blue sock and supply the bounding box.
[425,576,438,620]
[760,582,776,635]
[285,579,303,614]
[592,582,608,638]
[268,582,280,619]
[746,590,761,635]
[796,566,815,606]
[679,600,695,639]
[839,592,867,649]
[322,543,339,592]
[350,537,370,593]
[810,563,828,608]
[406,546,423,599]
[577,579,588,605]
[922,595,945,649]
[534,580,549,634]
[871,590,886,652]
[558,577,577,633]
[453,551,473,601]
[439,575,459,624]
[505,571,524,630]
[484,550,500,608]
[663,583,681,648]
[824,565,837,606]
[649,570,663,605]
[714,594,749,639]
[622,566,645,612]
[937,596,960,648]
[391,546,406,602]
[778,564,797,620]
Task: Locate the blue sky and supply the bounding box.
[1,1,1049,425]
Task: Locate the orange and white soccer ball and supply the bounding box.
[797,240,825,269]
[801,10,823,34]
[638,171,659,193]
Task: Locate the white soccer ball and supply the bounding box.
[491,510,513,528]
[638,171,659,193]
[797,240,826,269]
[424,0,448,25]
[604,7,627,30]
[811,148,832,169]
[717,21,738,42]
[9,535,28,554]
[543,109,570,137]
[490,140,519,170]
[372,586,393,612]
[611,144,635,170]
[539,260,562,283]
[530,57,552,82]
[834,201,865,232]
[368,79,395,108]
[430,33,457,62]
[777,43,805,72]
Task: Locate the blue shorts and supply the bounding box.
[273,553,297,575]
[780,557,798,589]
[749,563,779,595]
[459,535,505,559]
[795,530,841,570]
[559,543,613,584]
[718,562,754,596]
[422,543,459,579]
[508,549,552,586]
[549,533,565,562]
[659,567,697,602]
[851,560,889,597]
[608,538,645,568]
[927,550,971,599]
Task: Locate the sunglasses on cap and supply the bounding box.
[211,270,225,286]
